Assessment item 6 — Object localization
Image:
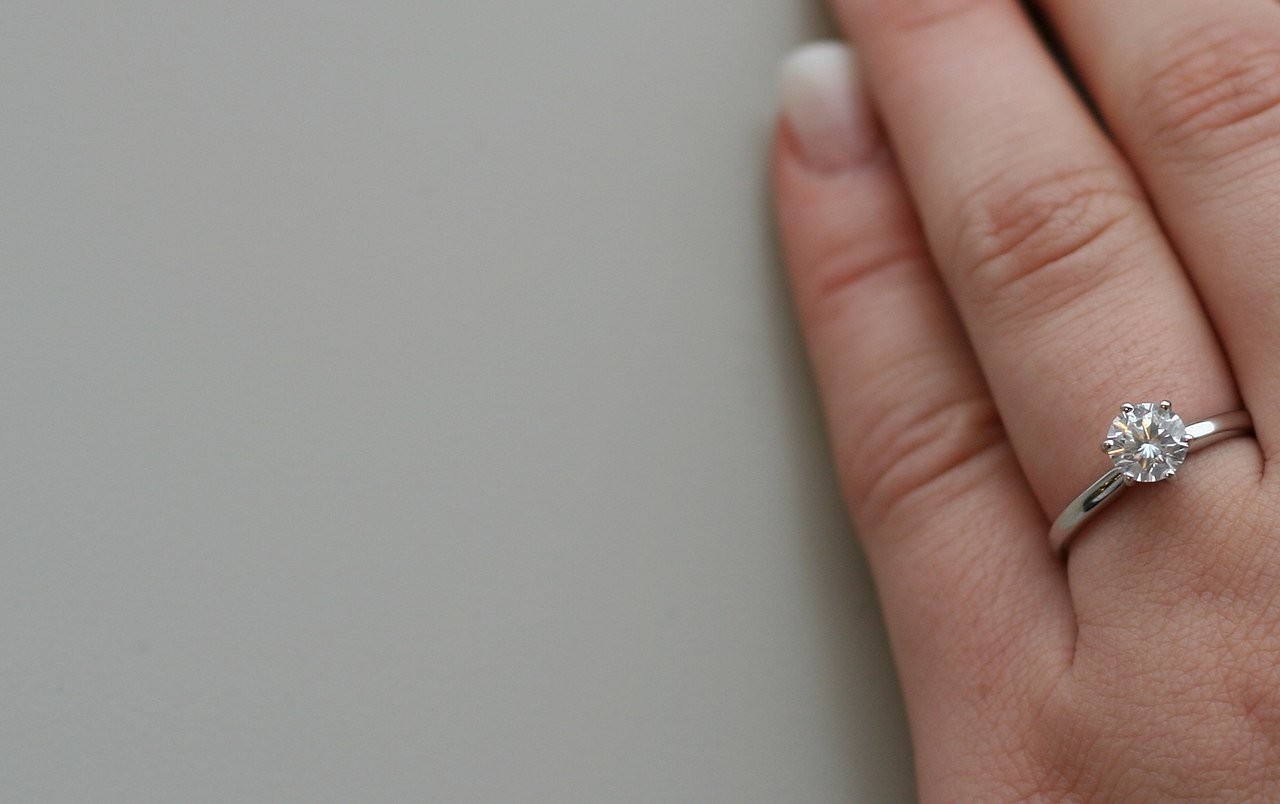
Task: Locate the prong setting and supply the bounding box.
[1052,410,1252,555]
[1105,402,1189,483]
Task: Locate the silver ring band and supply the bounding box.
[1049,408,1252,557]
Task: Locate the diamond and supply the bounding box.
[1104,402,1188,483]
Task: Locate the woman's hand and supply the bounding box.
[774,2,1280,799]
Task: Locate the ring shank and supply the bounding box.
[1049,410,1252,557]
[1184,410,1251,450]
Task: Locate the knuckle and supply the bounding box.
[1195,615,1280,793]
[848,390,1005,529]
[1016,689,1105,803]
[1233,660,1280,767]
[1138,21,1280,155]
[801,239,926,329]
[880,0,995,36]
[953,164,1140,321]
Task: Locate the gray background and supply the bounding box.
[1,2,914,801]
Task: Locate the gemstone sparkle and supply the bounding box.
[1105,402,1188,483]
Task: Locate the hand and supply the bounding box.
[774,2,1280,800]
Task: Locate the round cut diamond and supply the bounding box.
[1106,402,1187,483]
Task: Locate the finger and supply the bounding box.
[1029,1,1280,460]
[828,0,1240,525]
[775,42,1072,767]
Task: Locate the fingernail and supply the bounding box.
[779,42,873,173]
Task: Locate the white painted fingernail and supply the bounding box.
[779,42,873,173]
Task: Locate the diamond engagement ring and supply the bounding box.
[1049,401,1252,557]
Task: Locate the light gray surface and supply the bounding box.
[1,2,914,801]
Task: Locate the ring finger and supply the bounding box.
[1031,1,1280,463]
[832,1,1242,570]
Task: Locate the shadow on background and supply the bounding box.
[758,4,917,799]
[760,143,919,804]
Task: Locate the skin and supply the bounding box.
[773,1,1280,800]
